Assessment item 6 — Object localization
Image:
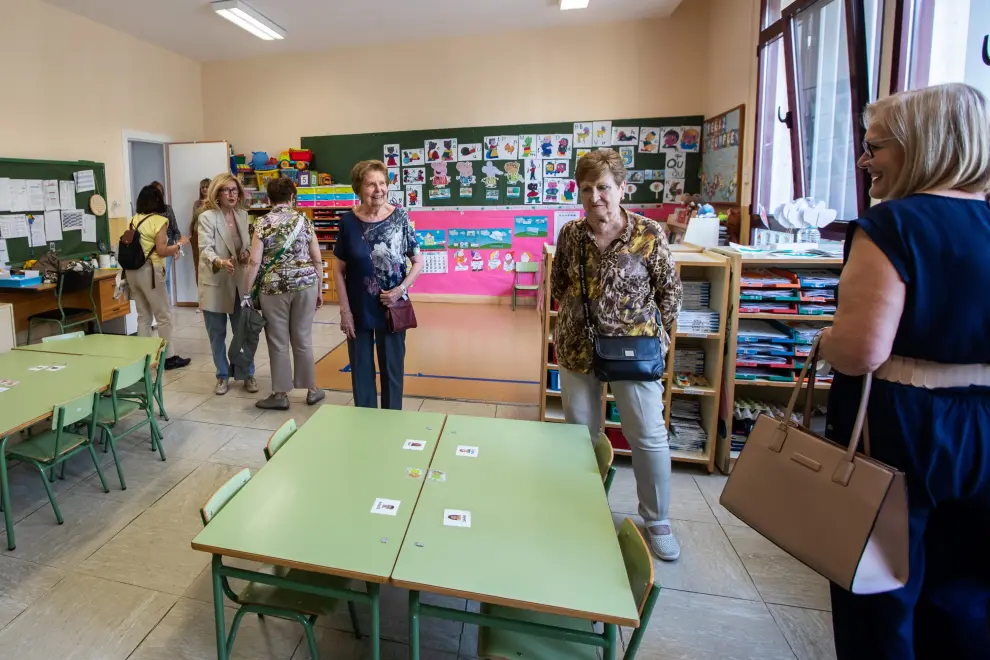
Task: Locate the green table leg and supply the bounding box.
[1,436,13,550]
[211,556,229,660]
[605,623,617,660]
[368,582,381,660]
[409,589,421,660]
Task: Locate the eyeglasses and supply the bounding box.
[220,187,240,195]
[861,137,894,158]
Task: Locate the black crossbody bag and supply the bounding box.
[578,237,664,382]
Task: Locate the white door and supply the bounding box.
[167,142,230,305]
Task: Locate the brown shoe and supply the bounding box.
[244,377,259,393]
[214,378,229,395]
[255,394,289,411]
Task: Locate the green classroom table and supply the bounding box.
[190,405,446,660]
[0,350,133,549]
[391,415,640,660]
[15,335,164,365]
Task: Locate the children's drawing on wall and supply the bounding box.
[429,188,451,200]
[519,251,533,263]
[384,144,401,167]
[626,171,645,183]
[503,161,523,185]
[618,146,635,168]
[592,121,612,147]
[525,158,543,181]
[478,228,512,248]
[624,183,637,201]
[431,161,451,187]
[573,122,592,147]
[485,189,499,200]
[481,161,503,188]
[611,126,639,146]
[544,160,569,178]
[538,134,554,158]
[525,182,541,204]
[519,135,536,159]
[488,250,501,271]
[680,127,700,152]
[561,180,577,204]
[649,181,664,200]
[441,139,457,162]
[575,148,590,160]
[425,140,442,162]
[644,169,663,180]
[454,249,469,271]
[639,127,660,153]
[449,229,480,248]
[503,251,516,272]
[406,184,422,208]
[514,215,548,238]
[402,148,425,166]
[455,162,476,186]
[387,168,401,190]
[458,143,482,161]
[459,187,473,198]
[663,179,685,203]
[471,250,484,272]
[415,229,447,251]
[554,134,572,159]
[543,179,562,204]
[388,190,405,206]
[483,136,500,160]
[664,150,686,179]
[506,186,521,199]
[403,167,426,185]
[661,127,682,150]
[500,136,519,159]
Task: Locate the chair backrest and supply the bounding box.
[516,262,540,273]
[58,268,95,295]
[201,468,252,526]
[113,355,150,391]
[264,418,297,461]
[594,432,614,481]
[47,391,99,460]
[617,518,655,615]
[43,331,85,343]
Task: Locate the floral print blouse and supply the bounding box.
[253,205,319,296]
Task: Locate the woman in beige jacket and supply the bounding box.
[197,173,257,395]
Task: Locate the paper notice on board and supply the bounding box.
[61,209,84,231]
[0,239,9,265]
[43,180,61,211]
[59,180,76,210]
[553,210,581,244]
[73,170,96,192]
[8,180,28,212]
[1,214,29,239]
[44,211,63,242]
[81,213,97,242]
[28,215,47,247]
[26,181,44,211]
[0,179,10,212]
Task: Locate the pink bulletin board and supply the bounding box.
[408,205,678,298]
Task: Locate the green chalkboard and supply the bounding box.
[0,157,110,266]
[301,115,704,208]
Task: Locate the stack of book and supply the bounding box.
[673,348,705,375]
[669,398,706,452]
[735,320,795,382]
[678,280,720,334]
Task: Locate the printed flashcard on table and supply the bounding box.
[387,168,400,190]
[405,185,423,208]
[553,134,572,159]
[455,445,479,458]
[661,127,682,150]
[483,137,501,160]
[421,251,448,274]
[592,121,612,147]
[524,158,543,182]
[458,143,482,161]
[383,144,401,168]
[680,127,701,152]
[500,136,519,159]
[573,122,593,148]
[402,148,425,166]
[639,127,660,153]
[428,469,446,482]
[518,135,537,159]
[371,498,401,516]
[407,467,424,480]
[444,510,471,528]
[543,160,569,178]
[403,439,427,451]
[618,146,635,168]
[536,134,554,159]
[403,167,426,186]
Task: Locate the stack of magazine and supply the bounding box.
[669,398,706,452]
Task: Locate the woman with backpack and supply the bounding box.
[122,185,192,370]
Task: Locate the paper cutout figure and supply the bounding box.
[481,161,502,188]
[575,148,590,160]
[403,167,426,185]
[542,179,562,204]
[384,144,400,167]
[519,135,536,159]
[639,127,660,153]
[425,140,442,162]
[484,137,500,159]
[458,143,482,161]
[504,251,515,272]
[454,249,469,271]
[619,146,635,168]
[388,190,405,206]
[544,160,569,178]
[538,134,554,158]
[612,126,639,145]
[455,162,476,186]
[554,134,572,159]
[661,128,682,149]
[624,183,637,201]
[573,122,592,147]
[525,158,543,181]
[441,139,457,161]
[681,127,700,152]
[664,179,685,203]
[387,168,400,190]
[506,186,521,198]
[471,250,483,272]
[520,252,532,262]
[525,182,541,204]
[500,136,518,159]
[503,161,523,184]
[561,179,577,204]
[402,148,425,165]
[488,250,501,271]
[431,162,451,187]
[459,187,473,198]
[406,185,422,208]
[650,181,664,200]
[627,171,645,183]
[592,121,612,147]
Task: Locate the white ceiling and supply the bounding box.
[43,0,684,62]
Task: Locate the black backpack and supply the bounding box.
[118,215,156,271]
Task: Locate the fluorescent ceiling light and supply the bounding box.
[212,0,284,40]
[559,0,590,9]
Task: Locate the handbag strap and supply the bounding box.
[251,215,304,300]
[577,236,597,337]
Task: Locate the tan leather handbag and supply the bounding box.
[720,336,909,594]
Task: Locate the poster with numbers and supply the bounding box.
[422,251,448,274]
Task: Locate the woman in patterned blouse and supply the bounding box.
[242,177,325,410]
[551,149,683,561]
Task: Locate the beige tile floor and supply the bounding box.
[0,306,837,659]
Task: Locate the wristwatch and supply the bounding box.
[400,284,408,295]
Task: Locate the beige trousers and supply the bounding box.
[259,285,318,393]
[127,261,174,358]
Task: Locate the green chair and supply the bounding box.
[120,341,169,421]
[42,330,85,343]
[476,518,660,660]
[0,391,109,550]
[94,355,165,489]
[596,433,617,495]
[264,419,297,461]
[512,262,540,311]
[27,269,102,344]
[201,468,362,660]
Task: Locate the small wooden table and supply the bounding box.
[0,269,130,334]
[391,415,639,660]
[190,405,446,660]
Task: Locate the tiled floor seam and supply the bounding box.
[122,597,184,660]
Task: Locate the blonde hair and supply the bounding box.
[865,82,990,199]
[350,160,389,196]
[575,149,626,188]
[203,173,246,211]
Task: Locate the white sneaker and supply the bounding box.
[647,521,681,561]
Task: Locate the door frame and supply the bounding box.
[121,129,174,217]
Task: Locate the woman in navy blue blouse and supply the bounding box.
[821,83,990,658]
